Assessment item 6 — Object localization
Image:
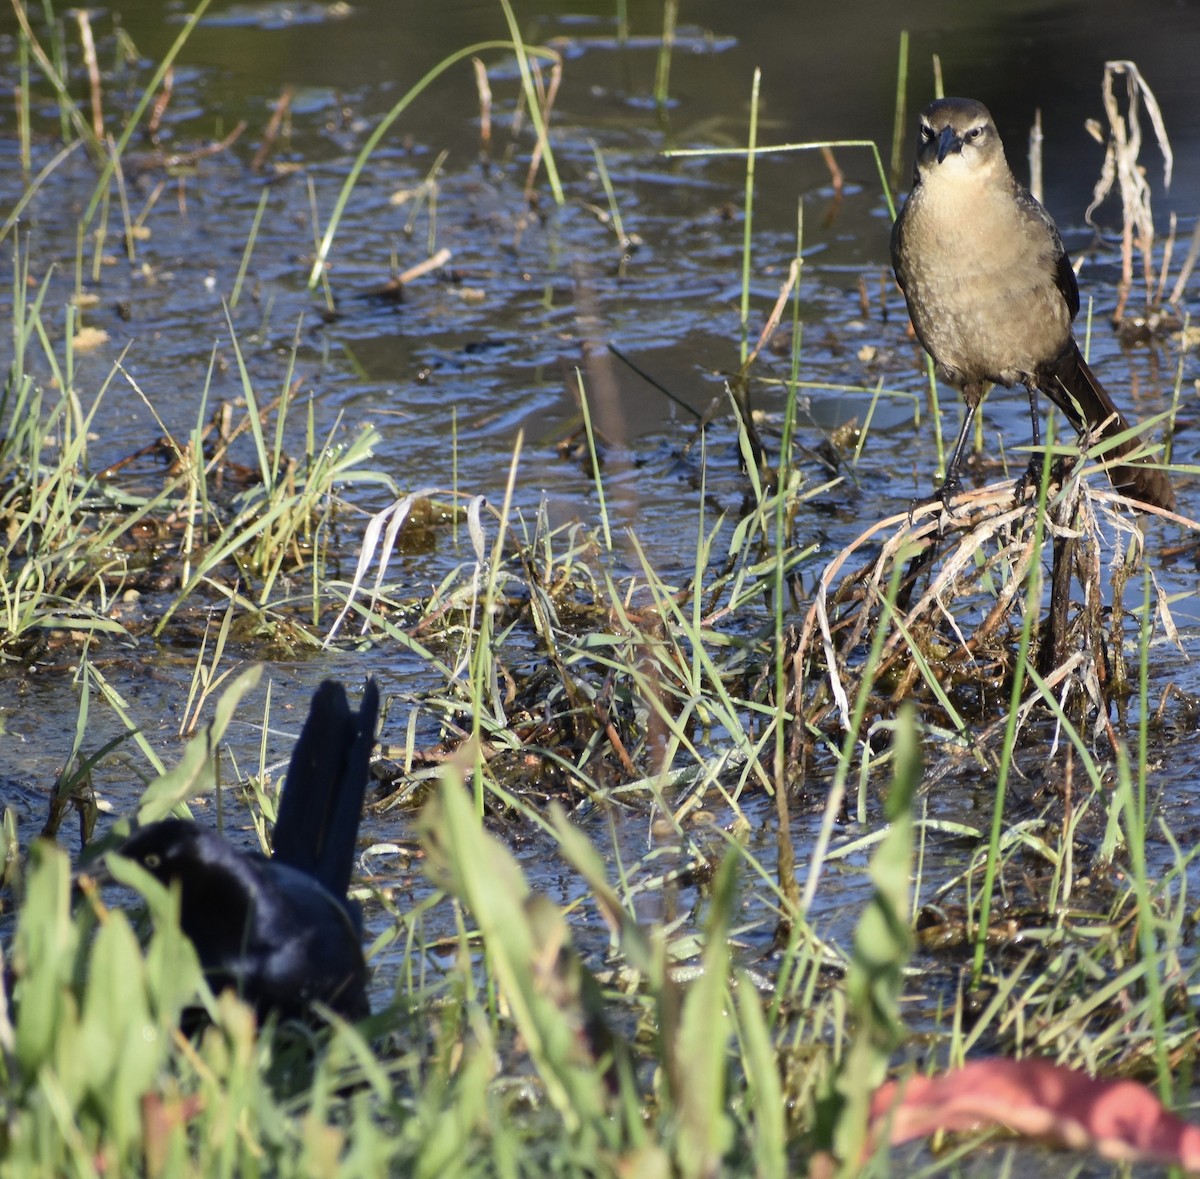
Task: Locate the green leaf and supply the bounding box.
[79,913,159,1151]
[828,705,921,1167]
[673,849,738,1178]
[421,772,609,1144]
[12,841,79,1078]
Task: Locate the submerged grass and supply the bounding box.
[0,3,1197,1176]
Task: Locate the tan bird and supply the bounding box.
[891,96,1175,513]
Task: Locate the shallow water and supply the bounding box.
[0,7,1197,1117]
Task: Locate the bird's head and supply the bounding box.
[118,819,206,884]
[914,97,1004,181]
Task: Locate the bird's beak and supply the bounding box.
[936,125,962,163]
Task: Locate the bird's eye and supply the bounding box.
[966,126,985,142]
[919,124,935,141]
[143,853,161,869]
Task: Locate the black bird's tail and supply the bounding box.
[271,679,380,903]
[1046,344,1175,513]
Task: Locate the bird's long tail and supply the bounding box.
[1045,344,1175,512]
[271,679,380,904]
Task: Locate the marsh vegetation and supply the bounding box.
[0,2,1197,1175]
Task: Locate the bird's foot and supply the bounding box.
[908,473,964,527]
[1013,452,1063,506]
[936,473,965,513]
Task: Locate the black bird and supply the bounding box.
[118,679,380,1021]
[891,96,1175,512]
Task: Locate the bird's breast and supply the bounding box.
[895,178,1072,385]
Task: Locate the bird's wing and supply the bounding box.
[1014,184,1080,321]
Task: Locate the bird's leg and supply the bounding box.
[901,386,981,605]
[935,395,979,511]
[1026,385,1043,450]
[1013,384,1048,504]
[907,386,978,526]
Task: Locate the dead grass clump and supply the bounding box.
[788,468,1195,763]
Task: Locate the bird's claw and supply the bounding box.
[1013,453,1053,506]
[908,474,964,528]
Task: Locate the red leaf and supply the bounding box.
[870,1057,1200,1171]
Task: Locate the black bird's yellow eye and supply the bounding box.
[143,853,161,869]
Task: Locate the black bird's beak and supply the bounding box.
[936,125,962,163]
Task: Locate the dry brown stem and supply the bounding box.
[789,475,1197,759]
